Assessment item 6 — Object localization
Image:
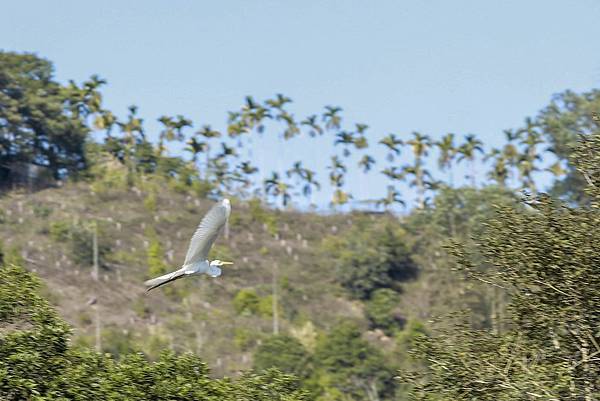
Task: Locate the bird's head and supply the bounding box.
[210,260,234,267]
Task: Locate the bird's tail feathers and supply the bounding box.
[144,268,185,292]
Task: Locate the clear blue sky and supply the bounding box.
[3,1,600,209]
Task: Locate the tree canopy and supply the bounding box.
[0,52,94,186]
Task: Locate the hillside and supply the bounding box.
[0,181,406,377]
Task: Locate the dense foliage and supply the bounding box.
[323,220,418,300]
[0,264,308,400]
[0,52,93,186]
[404,134,600,400]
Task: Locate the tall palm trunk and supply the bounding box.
[415,159,425,209]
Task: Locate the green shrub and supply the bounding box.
[102,327,137,359]
[365,288,404,335]
[49,220,71,241]
[248,198,278,235]
[312,320,396,400]
[147,235,168,279]
[258,295,277,318]
[234,328,261,351]
[33,204,52,218]
[143,192,157,212]
[0,244,24,267]
[233,289,260,315]
[253,335,312,380]
[322,220,418,300]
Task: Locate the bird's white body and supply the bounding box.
[183,260,222,278]
[144,199,232,292]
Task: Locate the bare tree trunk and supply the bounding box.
[91,220,101,352]
[272,262,279,335]
[92,221,99,281]
[94,304,101,352]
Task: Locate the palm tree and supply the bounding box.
[195,125,221,180]
[334,131,355,157]
[358,155,375,173]
[516,154,541,194]
[435,133,457,186]
[245,104,271,135]
[400,164,433,209]
[264,94,299,139]
[185,136,208,164]
[517,119,544,194]
[277,110,300,139]
[406,132,432,208]
[501,129,521,188]
[331,188,352,208]
[117,105,144,183]
[185,135,209,180]
[158,115,192,156]
[457,134,484,187]
[66,75,106,122]
[215,142,237,160]
[286,161,320,201]
[352,123,369,150]
[379,133,404,162]
[93,110,117,138]
[232,160,259,195]
[265,93,292,110]
[328,156,351,209]
[485,148,509,187]
[264,172,293,207]
[382,166,404,181]
[238,160,259,176]
[227,110,250,137]
[328,156,347,188]
[300,115,323,137]
[376,186,405,211]
[322,106,342,131]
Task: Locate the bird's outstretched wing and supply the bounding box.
[145,268,187,292]
[183,199,230,266]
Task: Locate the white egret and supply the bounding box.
[145,198,233,292]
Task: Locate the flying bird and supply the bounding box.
[144,199,233,292]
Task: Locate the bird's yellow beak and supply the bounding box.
[220,261,234,265]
